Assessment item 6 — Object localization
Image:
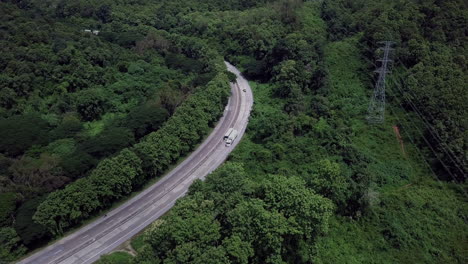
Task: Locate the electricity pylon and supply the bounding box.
[367,41,395,124]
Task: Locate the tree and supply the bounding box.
[0,1,234,253]
[33,149,142,235]
[0,227,26,262]
[272,60,303,98]
[50,114,83,140]
[60,150,96,179]
[14,198,50,247]
[125,104,169,139]
[227,199,290,263]
[258,175,335,238]
[203,162,250,194]
[305,159,350,205]
[33,178,101,236]
[165,53,204,73]
[95,252,133,264]
[145,165,335,264]
[0,87,17,109]
[241,58,268,80]
[135,31,171,55]
[144,195,222,261]
[272,33,316,63]
[0,114,49,157]
[90,149,143,203]
[275,0,303,25]
[158,86,184,115]
[226,71,238,83]
[249,109,291,143]
[81,126,135,158]
[0,192,16,227]
[222,235,254,264]
[96,5,112,23]
[8,154,69,193]
[74,87,108,121]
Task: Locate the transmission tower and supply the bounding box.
[367,41,395,123]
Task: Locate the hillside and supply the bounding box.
[130,0,467,263]
[0,0,230,260]
[1,0,466,263]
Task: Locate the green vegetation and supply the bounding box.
[96,252,133,264]
[0,0,229,259]
[0,227,26,262]
[321,0,467,181]
[130,234,146,253]
[130,0,466,263]
[133,163,334,263]
[1,0,466,263]
[311,37,467,264]
[33,60,229,236]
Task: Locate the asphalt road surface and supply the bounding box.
[18,62,253,264]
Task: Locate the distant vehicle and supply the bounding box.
[224,128,234,141]
[225,129,238,147]
[243,89,246,92]
[83,29,100,35]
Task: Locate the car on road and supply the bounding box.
[225,129,238,147]
[224,128,234,141]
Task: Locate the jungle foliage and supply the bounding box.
[320,0,468,181]
[1,0,466,263]
[130,0,466,263]
[0,0,229,259]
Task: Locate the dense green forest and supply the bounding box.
[0,0,231,260]
[130,0,466,263]
[1,0,467,263]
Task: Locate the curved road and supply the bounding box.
[18,62,253,264]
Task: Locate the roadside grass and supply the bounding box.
[130,234,146,253]
[94,251,133,264]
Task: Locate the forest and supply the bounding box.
[1,0,467,263]
[0,0,231,260]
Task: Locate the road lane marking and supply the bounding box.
[51,248,63,255]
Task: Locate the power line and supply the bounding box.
[392,58,467,171]
[319,0,467,180]
[349,34,466,178]
[385,89,468,204]
[349,22,467,174]
[355,39,466,177]
[389,75,467,178]
[320,0,468,206]
[388,77,467,184]
[392,77,466,174]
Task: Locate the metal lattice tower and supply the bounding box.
[367,41,395,124]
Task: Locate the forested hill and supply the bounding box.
[321,0,468,182]
[1,0,467,263]
[123,0,465,263]
[1,0,231,260]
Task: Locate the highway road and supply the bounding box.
[18,62,253,264]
